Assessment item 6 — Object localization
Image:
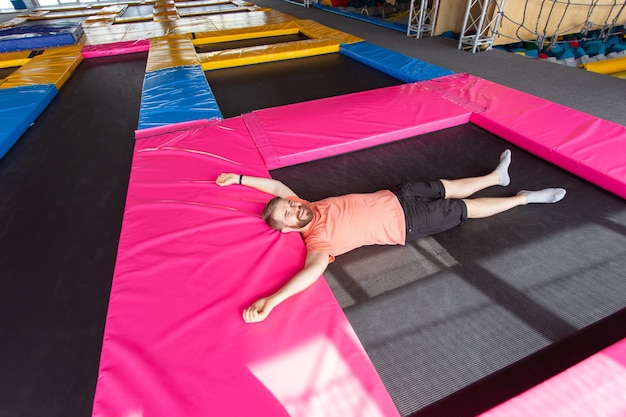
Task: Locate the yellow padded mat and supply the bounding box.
[0,51,32,69]
[153,0,180,22]
[192,19,362,45]
[294,19,362,44]
[193,21,301,45]
[146,35,198,72]
[0,45,83,90]
[198,38,340,70]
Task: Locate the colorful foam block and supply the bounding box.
[610,43,626,53]
[583,40,605,56]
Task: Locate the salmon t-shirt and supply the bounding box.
[288,190,406,263]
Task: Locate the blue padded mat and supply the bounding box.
[0,84,57,159]
[138,65,223,130]
[341,41,454,83]
[313,4,408,33]
[0,23,83,52]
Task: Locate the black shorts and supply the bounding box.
[390,180,468,242]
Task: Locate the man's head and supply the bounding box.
[262,196,314,232]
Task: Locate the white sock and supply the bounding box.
[494,149,511,186]
[517,188,566,204]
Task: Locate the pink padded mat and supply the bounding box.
[424,74,626,199]
[243,83,473,169]
[480,338,626,417]
[91,118,400,417]
[82,40,150,58]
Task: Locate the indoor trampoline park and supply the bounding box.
[0,0,625,416]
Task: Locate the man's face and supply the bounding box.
[274,198,314,230]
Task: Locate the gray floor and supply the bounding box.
[255,0,626,127]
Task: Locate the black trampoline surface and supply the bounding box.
[270,123,626,416]
[204,52,402,118]
[0,66,18,79]
[0,52,147,417]
[195,33,310,53]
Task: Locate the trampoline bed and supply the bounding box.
[204,52,401,118]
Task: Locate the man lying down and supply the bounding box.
[216,149,566,323]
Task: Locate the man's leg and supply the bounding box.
[464,188,567,218]
[441,149,511,199]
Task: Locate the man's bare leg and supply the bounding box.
[441,149,511,199]
[464,188,567,218]
[464,194,526,218]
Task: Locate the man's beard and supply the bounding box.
[294,205,314,228]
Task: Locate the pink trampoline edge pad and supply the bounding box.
[468,89,626,201]
[479,337,626,417]
[265,113,472,169]
[244,82,473,170]
[81,39,150,58]
[133,118,221,140]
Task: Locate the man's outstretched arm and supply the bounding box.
[242,251,330,323]
[216,173,297,198]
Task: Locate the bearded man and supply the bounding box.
[216,149,566,323]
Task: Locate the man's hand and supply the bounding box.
[241,252,329,324]
[216,173,240,187]
[243,296,275,323]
